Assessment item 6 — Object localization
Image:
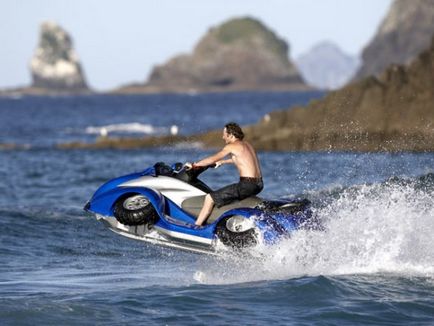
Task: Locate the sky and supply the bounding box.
[1,0,392,91]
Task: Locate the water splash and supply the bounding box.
[195,174,434,284]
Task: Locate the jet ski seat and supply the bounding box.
[182,195,263,224]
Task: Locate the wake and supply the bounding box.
[195,174,434,284]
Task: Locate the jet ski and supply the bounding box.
[84,162,317,254]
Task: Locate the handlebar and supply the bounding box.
[179,163,217,182]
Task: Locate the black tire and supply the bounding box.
[216,216,258,249]
[113,194,158,226]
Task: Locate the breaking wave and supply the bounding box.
[195,173,434,284]
[84,122,175,135]
[85,122,179,136]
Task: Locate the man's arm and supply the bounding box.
[215,158,233,168]
[194,145,232,167]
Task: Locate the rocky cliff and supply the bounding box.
[30,21,89,92]
[117,17,307,93]
[354,0,434,80]
[296,41,360,90]
[243,36,434,152]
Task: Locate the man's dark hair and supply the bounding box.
[225,122,244,140]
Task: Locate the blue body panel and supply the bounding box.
[86,166,313,245]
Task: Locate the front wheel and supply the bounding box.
[216,215,258,249]
[113,194,158,226]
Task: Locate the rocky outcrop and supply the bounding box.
[354,0,434,80]
[61,37,434,152]
[295,41,360,90]
[117,17,307,93]
[30,21,89,92]
[244,36,434,152]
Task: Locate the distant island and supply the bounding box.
[295,41,360,90]
[114,17,308,94]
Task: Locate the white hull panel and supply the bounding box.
[96,215,219,255]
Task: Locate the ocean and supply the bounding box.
[1,92,434,325]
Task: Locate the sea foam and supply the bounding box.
[195,175,434,284]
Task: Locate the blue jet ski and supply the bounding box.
[84,162,316,254]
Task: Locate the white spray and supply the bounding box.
[195,177,434,284]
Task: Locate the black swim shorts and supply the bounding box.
[210,177,264,208]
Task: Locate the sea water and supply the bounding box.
[1,93,434,325]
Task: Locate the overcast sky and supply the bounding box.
[1,0,392,90]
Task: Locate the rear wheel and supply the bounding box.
[216,216,258,249]
[113,194,158,226]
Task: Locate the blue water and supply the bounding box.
[1,92,434,325]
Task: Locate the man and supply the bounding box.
[187,122,263,226]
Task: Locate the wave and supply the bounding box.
[195,173,434,284]
[84,123,175,136]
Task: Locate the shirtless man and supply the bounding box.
[187,122,263,226]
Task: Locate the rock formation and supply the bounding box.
[354,0,434,80]
[118,17,307,93]
[296,41,360,90]
[243,36,434,152]
[60,36,434,152]
[61,36,434,152]
[30,21,89,92]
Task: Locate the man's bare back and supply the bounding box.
[226,140,261,178]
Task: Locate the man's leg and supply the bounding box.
[195,194,214,226]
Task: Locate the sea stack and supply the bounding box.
[30,21,89,92]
